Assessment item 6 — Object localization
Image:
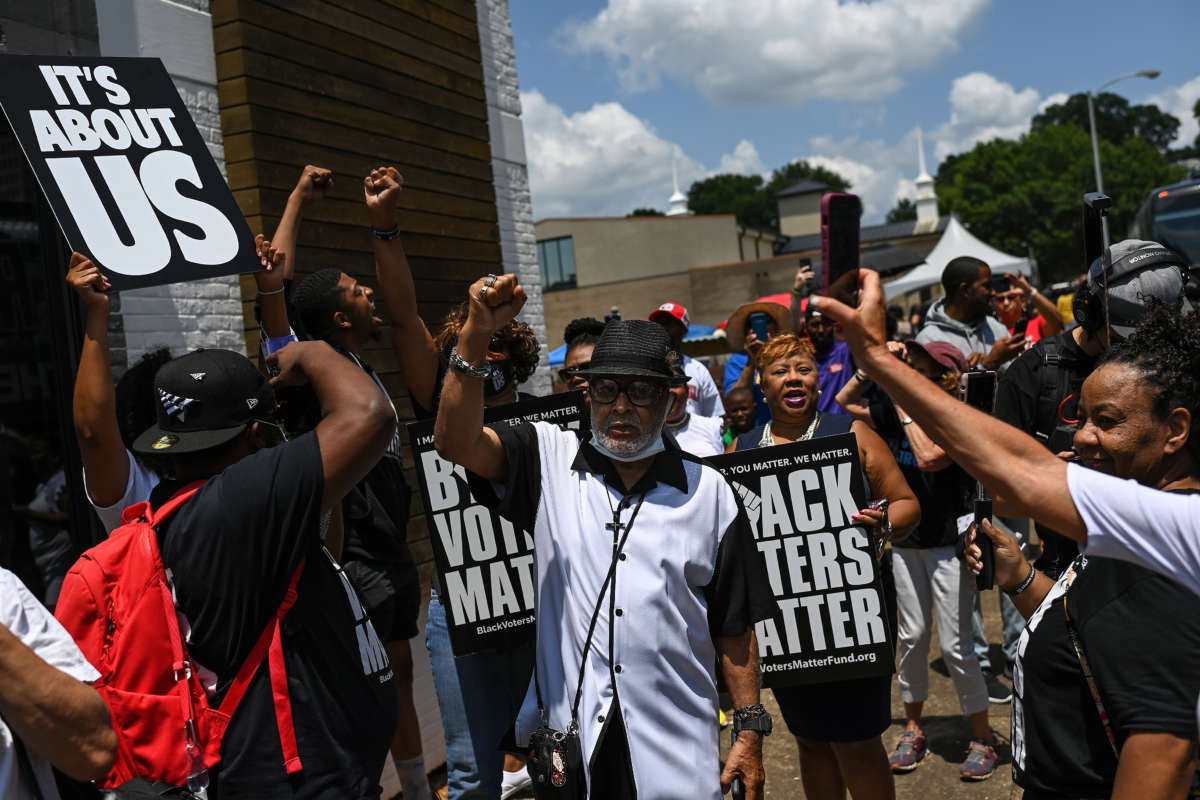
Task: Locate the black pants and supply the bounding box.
[589,696,636,799]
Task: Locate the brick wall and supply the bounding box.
[476,0,550,395]
[97,0,245,366]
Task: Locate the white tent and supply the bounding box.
[883,216,1031,300]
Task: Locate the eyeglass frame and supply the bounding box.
[587,376,670,407]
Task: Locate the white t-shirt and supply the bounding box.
[1067,462,1200,597]
[670,414,725,458]
[683,355,724,418]
[85,449,161,533]
[0,568,100,800]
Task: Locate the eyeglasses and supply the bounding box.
[557,362,590,383]
[589,377,666,407]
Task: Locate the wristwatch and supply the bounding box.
[448,347,490,380]
[732,704,773,738]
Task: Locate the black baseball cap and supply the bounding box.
[132,349,277,455]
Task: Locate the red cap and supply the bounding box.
[649,302,690,330]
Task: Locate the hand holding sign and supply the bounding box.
[65,252,111,309]
[468,274,526,335]
[252,234,285,293]
[363,166,403,229]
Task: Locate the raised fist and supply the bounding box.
[363,166,404,228]
[467,273,526,334]
[293,165,333,204]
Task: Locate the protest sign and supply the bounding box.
[707,433,893,686]
[0,56,258,291]
[408,391,587,655]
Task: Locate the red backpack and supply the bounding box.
[55,482,305,791]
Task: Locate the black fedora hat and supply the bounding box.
[575,319,688,383]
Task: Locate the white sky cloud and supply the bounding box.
[568,0,988,108]
[524,89,758,218]
[525,71,1200,225]
[1145,74,1200,148]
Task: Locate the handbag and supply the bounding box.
[526,492,646,799]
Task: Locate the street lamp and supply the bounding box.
[1086,69,1161,245]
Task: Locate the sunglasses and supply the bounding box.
[589,377,666,407]
[557,362,590,383]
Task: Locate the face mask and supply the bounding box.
[589,433,666,463]
[483,358,514,398]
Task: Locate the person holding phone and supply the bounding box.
[835,341,1000,779]
[916,257,1023,370]
[723,300,792,426]
[960,303,1200,799]
[992,273,1063,348]
[728,332,920,800]
[803,304,857,417]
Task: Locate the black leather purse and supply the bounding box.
[526,493,646,799]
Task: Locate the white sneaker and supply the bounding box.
[500,766,533,799]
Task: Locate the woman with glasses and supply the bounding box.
[557,317,605,397]
[728,332,919,800]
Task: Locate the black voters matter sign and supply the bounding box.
[0,56,258,291]
[707,433,894,686]
[408,392,587,655]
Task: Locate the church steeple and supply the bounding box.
[914,127,939,227]
[666,153,690,217]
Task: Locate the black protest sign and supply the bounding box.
[707,433,893,686]
[0,56,258,291]
[408,392,587,655]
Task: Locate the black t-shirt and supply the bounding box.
[1014,553,1200,796]
[469,423,777,640]
[866,388,975,549]
[995,332,1097,578]
[154,432,397,798]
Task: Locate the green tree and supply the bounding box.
[628,207,664,217]
[886,198,917,224]
[687,173,774,230]
[687,160,851,231]
[763,160,851,198]
[1031,92,1181,153]
[937,125,1186,282]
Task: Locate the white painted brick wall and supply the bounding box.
[477,0,550,396]
[97,0,244,365]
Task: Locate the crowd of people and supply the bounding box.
[1,159,1198,800]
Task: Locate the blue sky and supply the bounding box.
[509,0,1200,224]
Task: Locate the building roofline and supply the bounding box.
[534,213,737,225]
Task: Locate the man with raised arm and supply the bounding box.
[434,273,776,799]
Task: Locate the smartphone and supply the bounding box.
[1011,316,1030,337]
[974,498,995,590]
[748,311,770,344]
[959,369,998,413]
[1082,192,1112,272]
[821,193,862,307]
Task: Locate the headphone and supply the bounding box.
[1072,245,1188,333]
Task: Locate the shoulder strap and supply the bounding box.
[533,492,647,732]
[216,560,307,775]
[1062,578,1120,758]
[151,480,209,526]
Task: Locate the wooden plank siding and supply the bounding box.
[211,0,500,595]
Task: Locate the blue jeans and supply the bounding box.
[426,589,534,799]
[972,517,1030,673]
